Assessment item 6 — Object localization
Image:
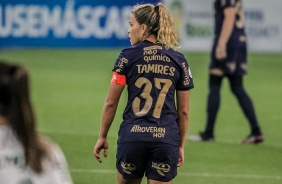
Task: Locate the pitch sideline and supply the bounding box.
[71,168,282,180]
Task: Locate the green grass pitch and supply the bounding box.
[0,49,281,184]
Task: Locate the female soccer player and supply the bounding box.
[188,0,263,144]
[0,61,73,184]
[93,3,194,184]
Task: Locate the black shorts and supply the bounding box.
[116,142,179,182]
[210,46,247,76]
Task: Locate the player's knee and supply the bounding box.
[231,86,245,97]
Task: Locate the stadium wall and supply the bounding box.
[0,0,281,52]
[163,0,282,52]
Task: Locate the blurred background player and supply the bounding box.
[188,0,264,144]
[93,2,194,184]
[0,60,73,184]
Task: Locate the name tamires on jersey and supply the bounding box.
[112,40,194,147]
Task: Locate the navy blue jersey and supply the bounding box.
[214,0,246,48]
[210,0,248,76]
[113,40,194,146]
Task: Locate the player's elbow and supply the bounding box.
[104,100,118,109]
[178,108,189,118]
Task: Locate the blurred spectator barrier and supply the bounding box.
[0,0,158,48]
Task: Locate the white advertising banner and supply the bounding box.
[163,0,282,52]
[244,0,282,52]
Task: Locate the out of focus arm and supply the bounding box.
[216,7,236,60]
[47,141,74,184]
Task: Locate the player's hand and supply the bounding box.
[93,138,108,163]
[177,147,185,167]
[215,44,227,60]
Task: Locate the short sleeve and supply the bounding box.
[41,140,73,184]
[176,59,194,91]
[112,49,128,75]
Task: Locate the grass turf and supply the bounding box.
[0,49,281,184]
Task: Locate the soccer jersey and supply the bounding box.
[210,0,247,76]
[112,40,194,146]
[214,0,246,48]
[0,125,73,184]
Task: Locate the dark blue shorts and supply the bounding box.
[116,142,179,182]
[210,46,247,76]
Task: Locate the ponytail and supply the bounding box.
[156,3,179,49]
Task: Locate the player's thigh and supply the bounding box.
[116,142,147,180]
[117,170,143,184]
[147,178,172,184]
[145,143,178,182]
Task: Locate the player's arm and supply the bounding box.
[99,83,124,138]
[176,90,190,167]
[93,72,125,163]
[216,7,236,60]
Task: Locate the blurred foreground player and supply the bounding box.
[188,0,263,144]
[0,60,73,184]
[93,2,194,184]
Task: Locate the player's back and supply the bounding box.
[113,40,194,146]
